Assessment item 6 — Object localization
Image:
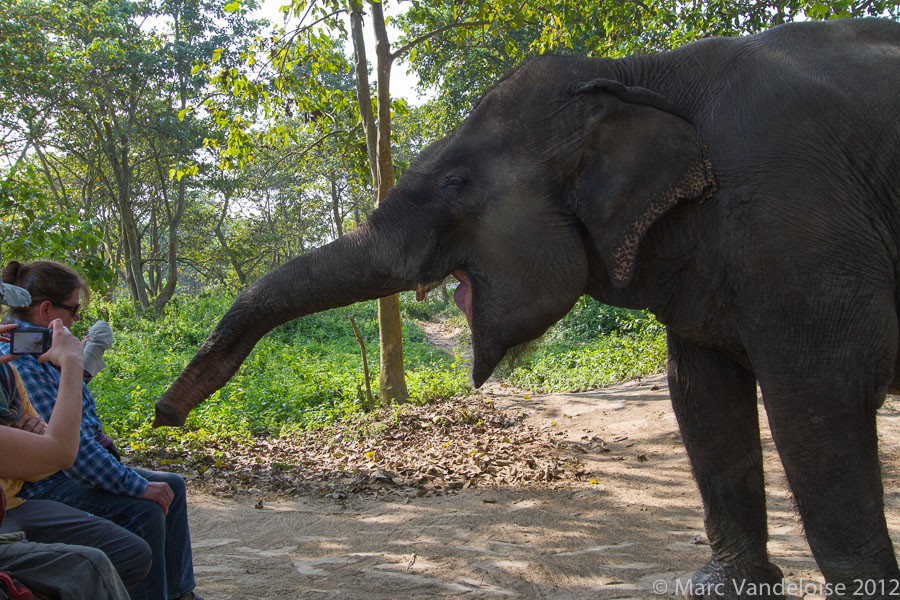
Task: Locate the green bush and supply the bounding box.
[80,291,663,451]
[399,289,453,322]
[549,296,664,342]
[505,331,667,392]
[84,290,469,448]
[503,297,667,392]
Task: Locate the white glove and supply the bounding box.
[83,320,113,379]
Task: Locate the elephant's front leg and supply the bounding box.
[668,332,783,599]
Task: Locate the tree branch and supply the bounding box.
[371,0,395,199]
[349,315,374,411]
[391,19,489,63]
[263,124,360,176]
[349,0,378,184]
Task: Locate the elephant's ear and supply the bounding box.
[568,79,716,288]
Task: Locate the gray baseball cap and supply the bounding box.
[0,282,31,307]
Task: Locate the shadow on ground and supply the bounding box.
[184,374,900,599]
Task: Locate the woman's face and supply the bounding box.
[30,288,82,328]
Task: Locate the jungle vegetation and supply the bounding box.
[1,0,896,445]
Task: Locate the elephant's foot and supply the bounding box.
[684,559,784,600]
[819,571,900,600]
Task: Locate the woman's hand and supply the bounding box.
[0,322,18,365]
[11,413,48,435]
[38,319,84,372]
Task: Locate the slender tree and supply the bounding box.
[346,0,408,403]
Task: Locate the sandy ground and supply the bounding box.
[184,368,900,600]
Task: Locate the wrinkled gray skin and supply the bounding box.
[157,19,900,599]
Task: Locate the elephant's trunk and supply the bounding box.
[153,217,418,427]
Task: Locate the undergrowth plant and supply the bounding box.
[500,297,667,392]
[81,289,664,454]
[85,290,468,452]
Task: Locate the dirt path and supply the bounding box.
[184,323,900,599]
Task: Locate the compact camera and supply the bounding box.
[9,327,53,356]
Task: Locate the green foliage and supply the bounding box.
[398,290,452,322]
[549,296,664,342]
[505,332,667,392]
[86,291,469,449]
[397,0,900,125]
[80,289,662,452]
[0,0,270,311]
[0,164,116,290]
[502,298,667,392]
[198,1,359,171]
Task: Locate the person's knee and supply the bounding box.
[115,537,152,587]
[124,497,167,536]
[150,471,186,498]
[167,473,186,498]
[64,544,111,566]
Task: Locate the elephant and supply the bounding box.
[155,18,900,598]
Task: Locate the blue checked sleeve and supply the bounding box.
[12,352,149,498]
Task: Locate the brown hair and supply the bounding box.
[1,260,90,320]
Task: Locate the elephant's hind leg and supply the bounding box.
[887,342,900,395]
[758,373,900,598]
[743,275,900,596]
[667,332,783,600]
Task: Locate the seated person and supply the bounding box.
[0,280,131,600]
[0,535,127,600]
[2,260,206,600]
[0,320,151,588]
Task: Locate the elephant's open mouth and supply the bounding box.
[452,270,473,329]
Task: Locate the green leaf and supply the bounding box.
[178,107,189,121]
[212,48,223,63]
[224,2,240,13]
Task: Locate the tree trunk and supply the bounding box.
[149,204,160,296]
[214,191,248,286]
[331,171,344,238]
[349,316,374,411]
[115,165,150,311]
[153,13,190,316]
[102,112,150,311]
[120,220,140,306]
[152,175,184,315]
[350,0,408,405]
[120,209,149,310]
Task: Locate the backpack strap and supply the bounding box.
[0,572,34,600]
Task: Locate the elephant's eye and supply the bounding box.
[444,175,465,190]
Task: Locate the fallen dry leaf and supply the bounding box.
[126,395,591,500]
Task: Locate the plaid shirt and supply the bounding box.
[3,318,148,499]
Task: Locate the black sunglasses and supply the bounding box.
[52,301,81,317]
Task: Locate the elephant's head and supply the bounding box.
[154,55,714,427]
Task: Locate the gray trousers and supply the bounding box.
[0,538,130,600]
[0,498,151,587]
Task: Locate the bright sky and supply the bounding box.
[254,0,429,104]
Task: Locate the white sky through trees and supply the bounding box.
[255,0,429,104]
